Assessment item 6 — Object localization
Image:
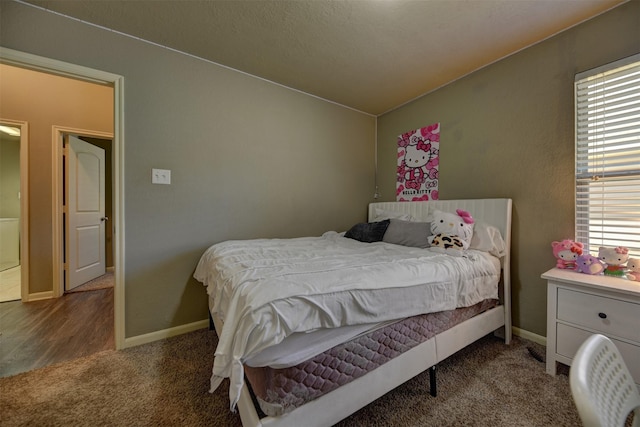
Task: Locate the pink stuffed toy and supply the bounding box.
[627,258,640,282]
[552,239,584,270]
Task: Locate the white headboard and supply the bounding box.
[369,199,512,246]
[369,198,513,338]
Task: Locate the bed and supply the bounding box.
[194,198,512,427]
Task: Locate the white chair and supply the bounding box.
[570,334,640,427]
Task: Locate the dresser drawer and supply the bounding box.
[557,288,640,342]
[556,323,640,384]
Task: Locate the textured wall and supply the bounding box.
[377,1,640,336]
[0,1,375,337]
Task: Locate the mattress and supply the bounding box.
[244,299,498,416]
[194,231,501,409]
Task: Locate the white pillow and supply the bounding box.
[372,208,415,222]
[469,222,506,257]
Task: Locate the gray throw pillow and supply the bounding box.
[383,219,431,248]
[344,220,391,243]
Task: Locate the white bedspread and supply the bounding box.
[193,231,500,410]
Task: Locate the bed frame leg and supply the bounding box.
[429,365,437,397]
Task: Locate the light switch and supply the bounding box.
[152,168,171,185]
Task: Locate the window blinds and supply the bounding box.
[575,54,640,258]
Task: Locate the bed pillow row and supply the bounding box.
[375,207,506,256]
[345,217,506,257]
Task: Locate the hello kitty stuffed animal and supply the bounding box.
[598,246,629,277]
[428,209,474,255]
[551,239,584,270]
[626,257,640,281]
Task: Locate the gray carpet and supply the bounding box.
[0,329,581,426]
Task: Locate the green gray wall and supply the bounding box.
[0,134,20,218]
[0,1,375,337]
[377,1,640,336]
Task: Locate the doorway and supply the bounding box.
[0,119,29,303]
[54,131,114,295]
[0,47,125,350]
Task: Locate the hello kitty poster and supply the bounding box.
[396,123,440,201]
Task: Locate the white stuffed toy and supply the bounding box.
[598,246,629,278]
[428,209,474,255]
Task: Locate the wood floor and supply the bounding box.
[0,287,114,378]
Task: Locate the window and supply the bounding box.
[575,54,640,259]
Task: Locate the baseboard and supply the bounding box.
[121,320,547,350]
[123,319,209,348]
[26,290,54,302]
[512,326,547,346]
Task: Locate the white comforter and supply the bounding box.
[193,231,500,410]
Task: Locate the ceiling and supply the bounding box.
[24,0,627,115]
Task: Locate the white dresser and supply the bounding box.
[542,268,640,385]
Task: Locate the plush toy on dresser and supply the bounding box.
[598,246,629,277]
[576,254,605,275]
[551,239,584,270]
[626,257,640,281]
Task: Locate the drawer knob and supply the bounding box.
[598,312,607,319]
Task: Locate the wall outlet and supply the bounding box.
[152,168,171,185]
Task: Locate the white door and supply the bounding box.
[66,135,106,291]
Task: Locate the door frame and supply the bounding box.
[0,118,29,302]
[53,128,112,295]
[0,47,126,350]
